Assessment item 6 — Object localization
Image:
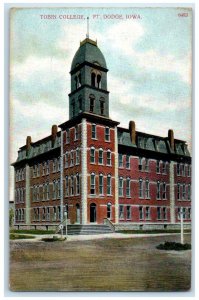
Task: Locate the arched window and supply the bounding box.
[99,173,104,195]
[107,150,111,166]
[89,95,95,113]
[90,147,95,163]
[97,74,101,88]
[107,174,112,195]
[139,179,143,198]
[98,148,103,164]
[91,72,96,87]
[90,173,96,195]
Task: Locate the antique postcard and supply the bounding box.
[9,6,192,292]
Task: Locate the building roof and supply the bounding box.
[118,126,191,158]
[71,38,107,71]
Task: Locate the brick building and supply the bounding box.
[12,37,191,230]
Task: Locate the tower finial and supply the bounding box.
[86,17,89,38]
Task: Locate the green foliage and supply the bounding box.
[156,241,191,251]
[41,236,66,242]
[10,234,35,240]
[9,208,14,227]
[10,229,55,235]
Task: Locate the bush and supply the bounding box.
[41,236,66,242]
[156,241,191,251]
[10,234,35,240]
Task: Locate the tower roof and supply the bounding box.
[71,38,107,71]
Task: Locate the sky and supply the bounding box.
[9,7,192,199]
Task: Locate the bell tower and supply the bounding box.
[69,38,109,119]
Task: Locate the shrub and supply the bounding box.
[156,241,191,251]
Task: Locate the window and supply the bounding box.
[105,127,110,141]
[90,173,95,195]
[89,96,95,112]
[91,73,96,87]
[70,176,74,196]
[66,129,70,143]
[145,180,150,198]
[72,101,75,117]
[18,209,21,221]
[33,165,37,177]
[46,160,50,174]
[58,206,61,220]
[33,185,36,202]
[42,208,46,221]
[42,184,45,201]
[57,179,60,199]
[182,184,186,200]
[119,177,123,197]
[188,184,191,200]
[177,183,180,200]
[187,165,191,177]
[127,206,131,220]
[46,182,49,200]
[100,99,105,115]
[107,175,112,195]
[126,178,131,197]
[107,203,111,219]
[119,154,123,168]
[163,207,167,220]
[138,157,142,171]
[157,181,161,199]
[139,179,143,198]
[177,163,180,176]
[145,158,149,172]
[37,185,40,201]
[53,207,57,221]
[65,176,69,197]
[46,207,50,221]
[97,74,101,88]
[37,164,40,177]
[156,160,161,173]
[146,207,150,220]
[99,174,104,195]
[162,161,166,174]
[187,208,191,219]
[107,150,111,166]
[53,159,56,173]
[139,206,144,220]
[182,164,185,176]
[126,155,130,169]
[42,162,45,175]
[76,174,80,195]
[119,205,124,219]
[76,149,80,165]
[90,147,95,163]
[99,148,103,164]
[57,157,60,172]
[78,96,82,112]
[91,124,97,139]
[65,152,69,168]
[182,207,186,219]
[74,125,79,140]
[162,182,166,199]
[70,151,74,166]
[157,207,161,220]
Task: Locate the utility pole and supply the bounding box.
[86,17,89,38]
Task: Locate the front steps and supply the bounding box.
[60,224,114,235]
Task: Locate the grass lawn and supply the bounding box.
[9,234,191,292]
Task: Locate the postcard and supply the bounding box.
[9,6,192,292]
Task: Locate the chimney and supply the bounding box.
[168,129,174,151]
[129,121,136,144]
[51,125,58,144]
[26,136,32,152]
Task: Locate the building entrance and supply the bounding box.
[90,203,96,223]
